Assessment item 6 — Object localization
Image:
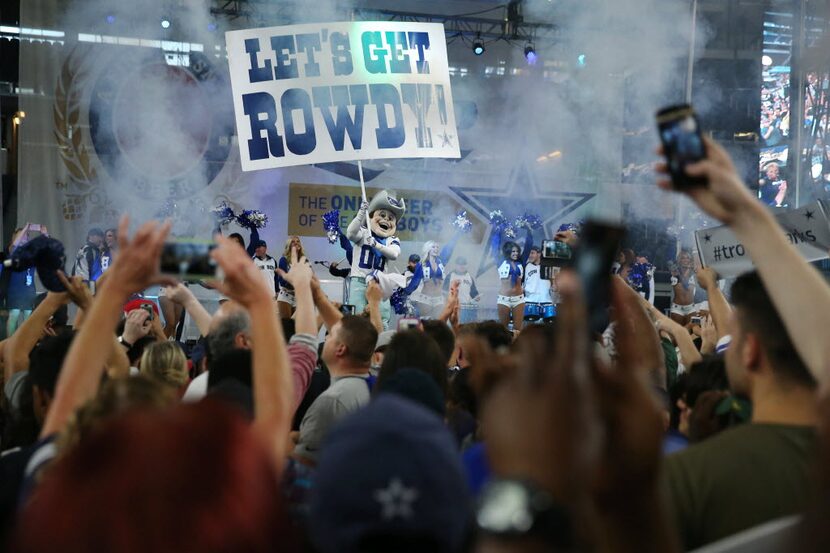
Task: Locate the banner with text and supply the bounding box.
[288,182,486,242]
[695,201,830,277]
[226,21,460,171]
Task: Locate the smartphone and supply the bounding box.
[691,316,702,326]
[140,303,155,321]
[398,317,421,331]
[656,104,707,189]
[160,240,217,281]
[340,304,356,316]
[573,221,625,335]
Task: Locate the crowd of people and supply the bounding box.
[0,136,829,552]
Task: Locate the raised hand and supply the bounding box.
[163,283,194,305]
[365,279,382,304]
[121,308,151,345]
[105,216,175,297]
[210,235,272,309]
[276,246,313,290]
[57,272,93,310]
[695,266,718,291]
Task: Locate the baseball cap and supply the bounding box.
[255,240,267,248]
[408,254,421,264]
[123,298,159,317]
[309,395,471,553]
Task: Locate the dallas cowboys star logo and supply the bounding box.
[439,130,454,147]
[374,478,419,521]
[450,161,595,276]
[804,209,815,220]
[703,233,712,243]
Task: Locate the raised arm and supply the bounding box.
[212,235,293,469]
[42,217,175,438]
[337,228,354,265]
[440,231,462,262]
[366,280,384,334]
[520,228,534,266]
[311,275,343,331]
[277,249,316,336]
[695,267,731,340]
[163,283,213,338]
[661,136,830,382]
[246,227,260,257]
[346,203,369,242]
[403,263,425,295]
[4,292,68,380]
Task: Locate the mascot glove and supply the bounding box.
[364,235,376,247]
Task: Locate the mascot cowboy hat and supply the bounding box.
[367,190,406,220]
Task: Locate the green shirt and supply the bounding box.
[662,423,816,550]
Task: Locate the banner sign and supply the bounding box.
[288,183,485,242]
[695,201,830,277]
[226,21,460,171]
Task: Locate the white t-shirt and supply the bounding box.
[253,255,277,297]
[524,262,551,303]
[447,271,478,304]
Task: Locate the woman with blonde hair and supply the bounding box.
[140,341,189,393]
[276,235,305,318]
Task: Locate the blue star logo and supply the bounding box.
[450,162,595,276]
[439,130,454,147]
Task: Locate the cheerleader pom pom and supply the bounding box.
[237,209,269,229]
[452,210,472,233]
[323,209,341,244]
[390,288,408,315]
[211,202,236,226]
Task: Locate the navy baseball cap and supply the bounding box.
[255,240,267,248]
[309,395,471,553]
[408,254,421,264]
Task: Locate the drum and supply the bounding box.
[460,303,478,324]
[524,302,542,321]
[542,303,556,320]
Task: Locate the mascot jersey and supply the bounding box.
[346,213,401,279]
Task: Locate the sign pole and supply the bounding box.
[358,160,370,232]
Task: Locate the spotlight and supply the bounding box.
[524,43,537,64]
[577,54,586,67]
[762,54,773,66]
[105,14,116,24]
[161,18,171,29]
[472,34,485,55]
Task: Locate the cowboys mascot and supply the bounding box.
[345,189,407,327]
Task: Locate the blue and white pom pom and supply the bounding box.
[390,288,408,315]
[237,209,269,229]
[211,202,236,226]
[322,209,341,244]
[503,225,517,240]
[452,210,473,233]
[524,213,543,230]
[513,213,543,230]
[627,262,653,293]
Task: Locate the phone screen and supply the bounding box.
[160,240,217,281]
[397,317,421,331]
[340,304,356,316]
[542,239,573,260]
[573,221,625,335]
[657,104,707,189]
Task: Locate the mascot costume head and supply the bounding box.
[367,190,406,238]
